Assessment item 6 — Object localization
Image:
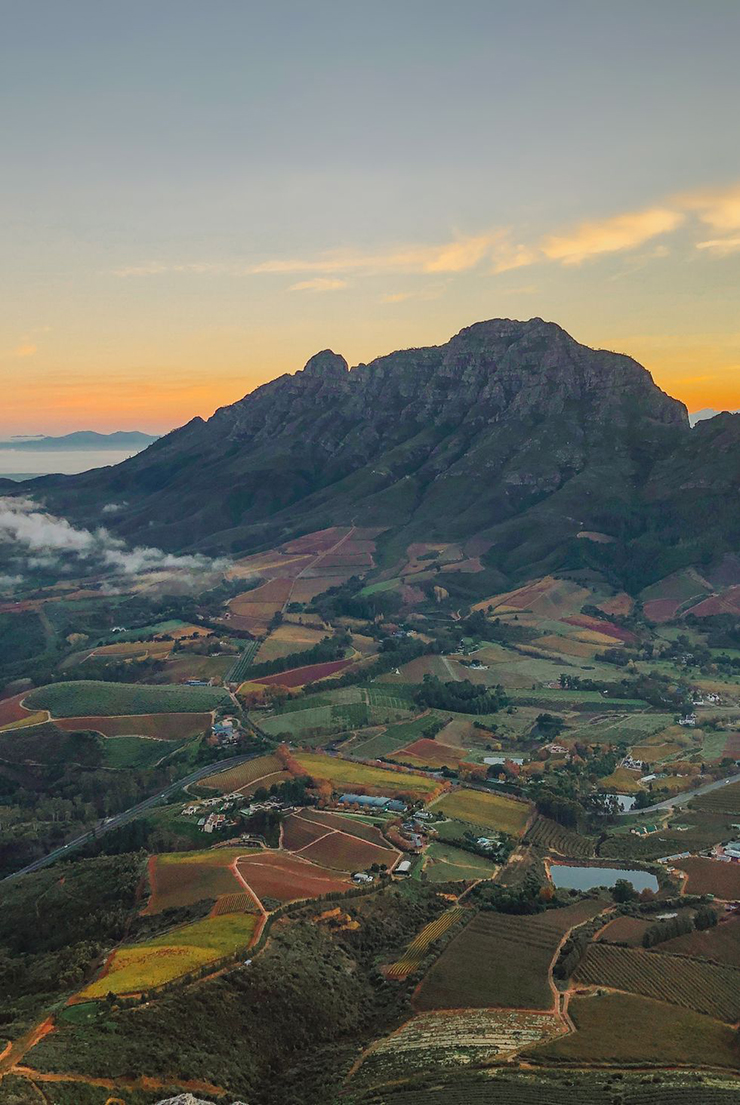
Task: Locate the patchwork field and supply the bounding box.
[573,943,740,1022]
[415,899,605,1011]
[430,788,532,836]
[235,852,352,904]
[386,907,467,979]
[255,622,330,663]
[79,912,259,998]
[291,751,443,798]
[533,991,739,1068]
[24,680,228,717]
[473,576,591,619]
[55,712,211,739]
[674,857,740,899]
[283,809,397,871]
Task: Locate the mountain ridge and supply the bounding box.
[12,318,740,591]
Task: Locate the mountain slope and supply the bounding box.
[18,317,739,591]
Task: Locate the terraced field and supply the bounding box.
[524,816,594,858]
[385,907,467,979]
[353,1009,566,1087]
[574,943,740,1022]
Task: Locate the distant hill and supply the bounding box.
[689,408,740,427]
[18,318,740,592]
[0,430,159,451]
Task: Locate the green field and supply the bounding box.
[25,680,229,717]
[431,788,532,836]
[424,841,499,882]
[532,991,739,1068]
[350,713,442,759]
[102,735,181,769]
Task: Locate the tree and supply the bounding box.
[612,878,638,903]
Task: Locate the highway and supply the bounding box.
[2,749,262,881]
[617,772,739,817]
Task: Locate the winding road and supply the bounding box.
[617,772,739,817]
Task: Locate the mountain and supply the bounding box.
[689,407,740,427]
[22,318,740,590]
[0,430,159,450]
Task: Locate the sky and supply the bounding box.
[2,0,740,436]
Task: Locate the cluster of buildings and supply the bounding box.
[210,717,241,746]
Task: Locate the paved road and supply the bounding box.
[617,772,739,817]
[2,750,262,881]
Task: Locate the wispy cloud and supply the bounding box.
[12,343,37,358]
[677,183,740,232]
[541,207,684,265]
[696,235,740,256]
[288,277,348,292]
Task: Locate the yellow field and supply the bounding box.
[0,710,47,732]
[535,635,597,658]
[597,766,644,794]
[256,623,328,662]
[156,847,254,866]
[79,913,258,998]
[293,752,442,797]
[386,907,466,979]
[431,788,531,836]
[200,753,285,792]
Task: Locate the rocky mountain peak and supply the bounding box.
[301,349,349,378]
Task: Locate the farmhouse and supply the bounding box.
[395,859,412,876]
[723,840,740,860]
[352,872,374,884]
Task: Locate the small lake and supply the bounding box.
[550,864,659,893]
[484,755,525,765]
[604,792,636,812]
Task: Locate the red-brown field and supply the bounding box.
[674,857,740,899]
[595,593,634,617]
[643,598,683,623]
[392,738,464,769]
[144,857,243,913]
[297,808,391,844]
[685,587,740,618]
[283,810,398,871]
[55,712,211,740]
[724,732,740,757]
[299,832,397,872]
[595,915,653,946]
[0,693,34,727]
[253,658,354,687]
[562,615,636,643]
[235,853,352,903]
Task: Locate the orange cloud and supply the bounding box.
[541,207,684,265]
[677,182,740,232]
[12,343,37,357]
[288,278,347,292]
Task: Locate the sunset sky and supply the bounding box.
[2,0,739,436]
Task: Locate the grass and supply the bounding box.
[292,751,442,797]
[79,912,259,997]
[430,788,532,836]
[102,735,179,769]
[424,841,498,882]
[532,991,739,1068]
[25,680,229,717]
[415,899,605,1012]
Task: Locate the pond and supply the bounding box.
[550,864,659,893]
[603,792,636,812]
[483,755,525,765]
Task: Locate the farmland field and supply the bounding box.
[423,841,499,883]
[693,781,740,816]
[296,808,394,843]
[144,850,248,913]
[200,752,285,793]
[392,737,464,769]
[661,915,740,966]
[0,692,34,728]
[533,991,739,1068]
[525,816,595,858]
[595,915,653,946]
[253,658,354,687]
[386,907,467,978]
[255,623,328,663]
[24,680,229,717]
[354,1009,565,1086]
[415,899,606,1011]
[79,912,259,997]
[54,711,211,739]
[298,829,397,872]
[431,788,532,836]
[235,852,352,904]
[102,735,177,769]
[674,857,740,899]
[291,751,442,797]
[574,943,740,1022]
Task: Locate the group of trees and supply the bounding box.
[415,675,507,714]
